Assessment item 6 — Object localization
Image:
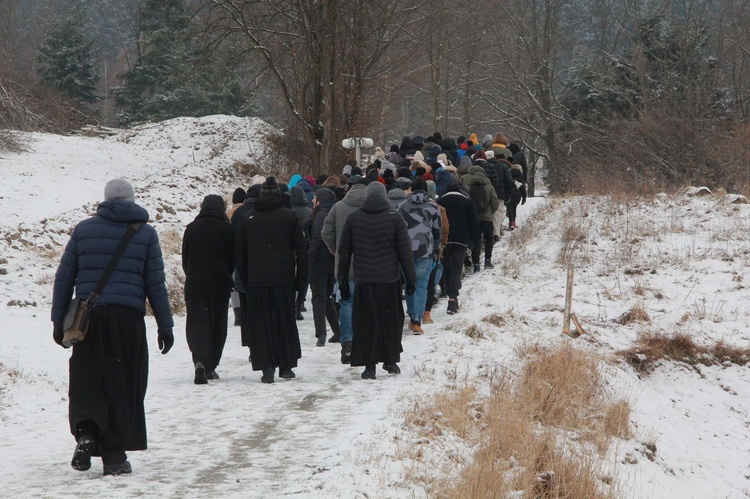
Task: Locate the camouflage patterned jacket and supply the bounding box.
[397,190,443,261]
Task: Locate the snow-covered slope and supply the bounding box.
[1,118,749,498]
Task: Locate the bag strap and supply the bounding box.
[86,222,143,308]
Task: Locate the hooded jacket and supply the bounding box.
[337,183,416,287]
[308,188,337,268]
[51,200,173,330]
[397,190,442,261]
[437,189,480,247]
[295,178,315,207]
[322,183,366,280]
[290,185,313,241]
[459,165,501,222]
[435,166,459,197]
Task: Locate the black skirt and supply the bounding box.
[351,281,404,366]
[246,285,302,371]
[68,305,149,453]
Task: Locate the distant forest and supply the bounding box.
[1,0,749,193]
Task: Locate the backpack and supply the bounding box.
[469,180,489,214]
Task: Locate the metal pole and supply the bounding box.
[355,140,361,170]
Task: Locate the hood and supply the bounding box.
[360,181,390,213]
[196,194,229,222]
[387,188,407,201]
[428,145,442,157]
[290,185,309,206]
[297,178,313,192]
[467,165,489,180]
[508,143,521,154]
[426,180,436,200]
[289,174,302,188]
[342,183,367,208]
[460,156,472,169]
[314,187,336,205]
[400,136,415,151]
[97,200,149,223]
[407,190,429,204]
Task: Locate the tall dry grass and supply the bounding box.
[405,342,630,498]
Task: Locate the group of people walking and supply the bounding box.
[49,131,527,476]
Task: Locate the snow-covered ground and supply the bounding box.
[1,117,749,498]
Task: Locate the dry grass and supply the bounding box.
[619,331,750,374]
[507,199,558,252]
[464,324,487,340]
[482,313,507,328]
[558,215,588,265]
[617,302,651,325]
[405,342,629,498]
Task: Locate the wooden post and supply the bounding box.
[563,263,574,336]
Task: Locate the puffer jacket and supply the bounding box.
[51,200,173,329]
[322,183,366,279]
[437,190,479,247]
[397,190,442,261]
[459,165,500,222]
[337,184,416,287]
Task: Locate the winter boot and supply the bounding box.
[508,222,515,231]
[382,363,401,375]
[194,363,208,385]
[361,364,376,380]
[261,368,275,384]
[473,263,481,273]
[279,368,296,379]
[340,341,352,364]
[71,433,96,471]
[295,303,304,321]
[206,370,220,380]
[447,299,458,315]
[485,259,494,269]
[422,311,433,324]
[103,460,132,476]
[411,321,424,335]
[316,335,326,347]
[233,307,242,326]
[328,333,340,343]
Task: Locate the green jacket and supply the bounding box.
[459,165,500,222]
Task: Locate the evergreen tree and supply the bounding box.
[113,0,247,124]
[36,7,100,103]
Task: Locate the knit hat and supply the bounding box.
[104,178,135,203]
[201,194,226,212]
[474,149,487,161]
[397,167,412,179]
[395,177,412,190]
[460,156,472,169]
[351,166,363,177]
[232,187,246,204]
[364,180,387,202]
[246,184,262,199]
[411,176,428,192]
[469,133,479,147]
[437,153,448,165]
[374,147,385,160]
[252,175,267,186]
[260,176,281,198]
[342,164,353,176]
[314,187,336,205]
[305,175,317,187]
[485,150,495,159]
[414,150,424,161]
[389,144,400,153]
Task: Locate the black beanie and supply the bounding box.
[232,187,246,204]
[397,167,411,179]
[246,184,262,199]
[411,176,428,192]
[201,194,226,212]
[260,176,281,198]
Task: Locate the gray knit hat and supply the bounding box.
[104,178,135,203]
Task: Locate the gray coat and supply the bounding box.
[322,184,366,279]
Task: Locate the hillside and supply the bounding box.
[1,118,749,498]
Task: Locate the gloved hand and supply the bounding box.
[157,327,174,354]
[406,282,416,296]
[338,276,351,301]
[522,197,527,205]
[53,324,68,348]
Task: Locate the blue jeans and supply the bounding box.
[405,257,434,324]
[334,279,355,344]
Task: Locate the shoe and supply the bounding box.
[261,368,275,384]
[103,460,132,476]
[300,304,307,312]
[71,434,96,471]
[233,307,242,326]
[512,222,518,229]
[279,368,296,379]
[411,321,424,335]
[473,264,481,273]
[194,363,208,385]
[439,288,447,298]
[485,260,494,269]
[508,223,515,231]
[361,364,376,380]
[341,341,352,364]
[206,370,220,380]
[493,235,501,242]
[382,363,401,375]
[295,303,304,321]
[328,333,340,343]
[316,335,326,347]
[447,299,458,315]
[422,311,433,324]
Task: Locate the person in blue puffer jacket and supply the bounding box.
[51,178,174,478]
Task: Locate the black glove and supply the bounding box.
[406,282,416,296]
[158,327,174,354]
[53,324,68,348]
[338,276,351,301]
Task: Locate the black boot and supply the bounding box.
[340,341,352,364]
[233,307,242,326]
[71,432,96,471]
[382,362,401,375]
[361,364,376,380]
[316,335,326,347]
[295,303,304,321]
[194,363,208,385]
[261,368,274,384]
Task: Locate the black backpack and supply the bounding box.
[469,180,489,214]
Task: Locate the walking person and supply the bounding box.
[51,178,174,476]
[397,177,442,334]
[236,177,308,383]
[290,184,313,319]
[321,182,367,364]
[337,182,416,379]
[182,194,235,384]
[438,184,480,314]
[460,164,500,271]
[308,188,341,347]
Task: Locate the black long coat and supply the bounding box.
[182,204,235,300]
